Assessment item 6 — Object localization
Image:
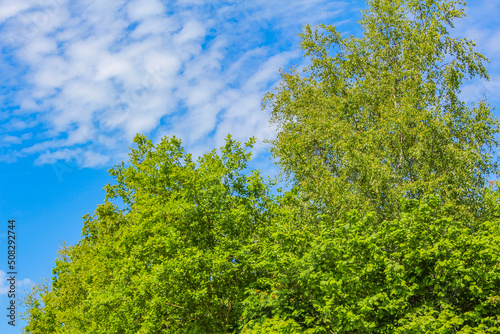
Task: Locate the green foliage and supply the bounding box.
[23,175,500,333]
[265,0,499,220]
[23,135,277,333]
[240,195,500,333]
[241,316,302,334]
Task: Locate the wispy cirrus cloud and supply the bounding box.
[1,0,357,166]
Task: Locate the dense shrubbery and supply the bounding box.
[24,0,500,333]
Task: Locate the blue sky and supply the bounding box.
[0,0,499,332]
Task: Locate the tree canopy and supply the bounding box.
[265,0,499,220]
[23,0,500,333]
[22,136,500,333]
[24,135,278,333]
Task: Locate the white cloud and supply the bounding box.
[0,133,30,146]
[0,0,30,23]
[82,151,110,167]
[126,0,165,21]
[34,148,79,164]
[173,19,205,44]
[0,270,33,295]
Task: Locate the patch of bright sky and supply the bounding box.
[0,0,499,332]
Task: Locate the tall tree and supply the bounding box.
[265,0,499,220]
